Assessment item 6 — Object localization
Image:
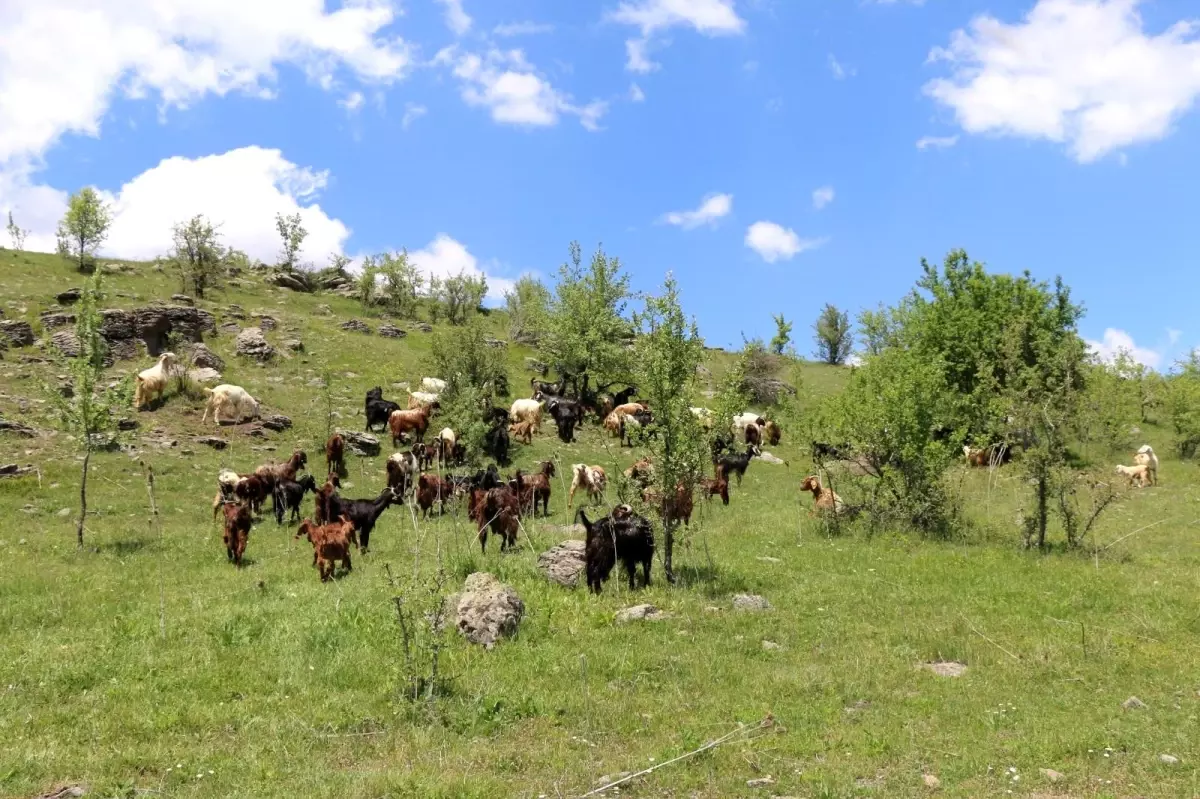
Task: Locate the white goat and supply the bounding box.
[568,464,607,509]
[133,352,180,409]
[202,384,261,425]
[1115,464,1150,488]
[408,391,440,409]
[421,377,447,393]
[510,398,544,432]
[1134,445,1159,486]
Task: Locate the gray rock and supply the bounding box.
[189,343,225,371]
[56,288,82,305]
[0,320,35,347]
[195,436,228,450]
[225,305,246,320]
[1039,768,1063,782]
[1122,696,1147,710]
[378,324,406,339]
[255,314,278,331]
[538,540,587,587]
[170,293,194,306]
[755,451,787,465]
[0,418,38,438]
[235,327,275,361]
[416,322,433,333]
[337,430,382,457]
[524,357,548,375]
[1160,754,1179,765]
[282,338,304,352]
[186,367,222,384]
[39,311,75,330]
[268,271,311,292]
[340,319,372,334]
[453,572,524,649]
[732,594,772,611]
[57,507,71,517]
[615,604,670,623]
[260,414,292,432]
[746,776,775,788]
[218,322,242,335]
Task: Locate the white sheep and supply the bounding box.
[732,411,766,436]
[201,384,261,425]
[1115,464,1150,488]
[133,352,180,409]
[510,398,544,433]
[408,391,440,409]
[437,427,457,462]
[421,377,447,393]
[1134,445,1159,486]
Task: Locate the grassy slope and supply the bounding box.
[1,252,1199,799]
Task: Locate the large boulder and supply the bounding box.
[340,319,372,334]
[50,330,81,358]
[268,271,311,292]
[0,320,35,347]
[56,288,82,305]
[378,324,407,339]
[235,327,275,361]
[188,343,225,371]
[337,430,381,457]
[453,572,524,649]
[186,367,222,384]
[98,305,215,357]
[538,540,587,588]
[39,311,75,330]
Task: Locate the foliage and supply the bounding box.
[376,250,423,318]
[631,274,707,581]
[6,210,28,250]
[357,258,380,311]
[429,272,486,325]
[504,275,551,345]
[1165,351,1200,458]
[327,253,352,277]
[44,271,133,548]
[385,563,451,708]
[169,215,226,299]
[737,337,795,406]
[813,303,853,365]
[274,212,307,271]
[710,348,750,448]
[769,313,793,356]
[541,241,632,393]
[1078,354,1143,456]
[56,187,112,272]
[856,302,897,358]
[428,320,508,465]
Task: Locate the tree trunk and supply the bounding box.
[663,516,676,584]
[1036,471,1048,550]
[77,449,90,549]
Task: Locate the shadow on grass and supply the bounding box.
[101,538,152,556]
[674,562,752,597]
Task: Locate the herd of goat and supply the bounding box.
[196,365,1166,590]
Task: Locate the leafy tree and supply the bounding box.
[357,257,380,311]
[275,211,307,271]
[430,272,486,325]
[46,272,133,548]
[328,253,352,277]
[1078,353,1142,456]
[377,250,423,318]
[769,313,793,355]
[632,274,707,583]
[737,336,796,406]
[505,275,551,344]
[541,242,632,395]
[169,215,226,299]
[56,187,111,272]
[857,302,897,358]
[813,303,853,365]
[6,210,28,250]
[427,320,509,465]
[1165,351,1200,458]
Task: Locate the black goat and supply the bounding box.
[272,474,318,524]
[576,506,655,594]
[530,376,566,397]
[325,487,398,553]
[483,422,511,466]
[547,397,583,443]
[612,386,638,407]
[811,441,852,461]
[365,387,401,433]
[620,409,654,447]
[716,447,757,486]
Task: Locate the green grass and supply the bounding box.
[2,252,1199,798]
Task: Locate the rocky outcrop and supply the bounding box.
[538,540,587,588]
[259,414,292,432]
[337,430,381,457]
[282,339,304,353]
[235,327,275,362]
[255,315,277,331]
[452,573,524,649]
[170,294,194,306]
[340,319,372,334]
[56,288,82,305]
[188,343,225,371]
[0,321,35,347]
[50,330,81,358]
[39,312,75,330]
[0,418,38,438]
[378,324,406,339]
[268,271,311,292]
[97,305,216,358]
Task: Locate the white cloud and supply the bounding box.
[630,83,646,102]
[1168,328,1182,345]
[812,186,835,210]
[440,47,608,130]
[409,233,514,301]
[493,21,555,37]
[744,221,825,263]
[1086,327,1163,368]
[828,54,854,79]
[339,91,365,113]
[435,0,473,36]
[661,193,733,229]
[402,102,427,129]
[0,0,411,171]
[924,0,1200,163]
[609,0,745,72]
[916,134,960,150]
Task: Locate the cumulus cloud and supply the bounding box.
[660,193,732,229]
[812,186,835,210]
[744,221,825,263]
[916,134,960,150]
[409,233,514,301]
[924,0,1200,162]
[0,0,411,171]
[439,47,608,130]
[609,0,745,73]
[435,0,473,36]
[1086,327,1163,369]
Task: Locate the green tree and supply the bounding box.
[856,302,896,358]
[169,215,226,299]
[56,187,111,272]
[632,274,707,583]
[430,272,485,325]
[769,313,793,355]
[1165,351,1200,458]
[541,242,632,395]
[813,304,853,365]
[427,320,509,465]
[6,210,28,250]
[505,275,551,344]
[275,211,308,271]
[1078,353,1142,456]
[377,250,423,318]
[46,272,133,548]
[357,257,379,311]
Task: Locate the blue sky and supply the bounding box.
[2,0,1199,367]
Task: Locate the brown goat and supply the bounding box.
[763,419,781,446]
[221,501,252,566]
[514,461,555,517]
[313,473,342,525]
[699,469,730,505]
[624,458,654,489]
[509,419,535,444]
[643,481,694,527]
[296,517,354,581]
[389,406,432,447]
[416,473,453,518]
[325,434,346,477]
[800,475,845,515]
[478,483,521,553]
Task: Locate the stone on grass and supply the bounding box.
[922,773,941,789]
[755,451,787,466]
[453,572,524,649]
[338,430,381,457]
[186,367,222,384]
[283,338,304,353]
[538,540,587,587]
[378,323,407,339]
[39,312,75,330]
[615,604,670,623]
[919,661,968,678]
[416,322,433,333]
[746,776,775,788]
[235,327,275,361]
[732,594,772,611]
[1159,754,1179,765]
[189,343,225,371]
[1122,696,1147,710]
[195,436,228,450]
[170,293,194,306]
[0,418,38,437]
[340,319,372,334]
[1039,769,1063,783]
[36,785,86,799]
[56,288,82,305]
[761,640,783,651]
[0,320,34,347]
[255,314,278,331]
[259,413,292,432]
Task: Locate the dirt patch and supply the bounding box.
[918,661,968,678]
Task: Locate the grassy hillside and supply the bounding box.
[1,251,1198,798]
